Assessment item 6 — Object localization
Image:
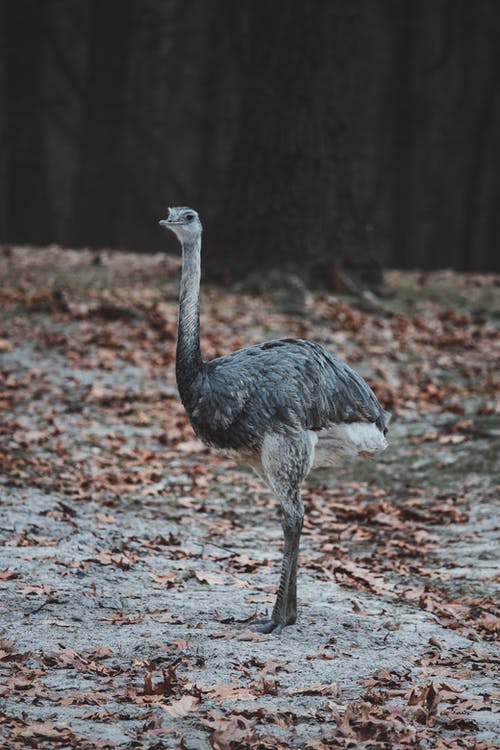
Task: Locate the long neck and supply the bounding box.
[176,235,203,398]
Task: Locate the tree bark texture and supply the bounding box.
[3,0,53,244]
[0,0,498,272]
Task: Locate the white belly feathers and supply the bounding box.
[309,421,388,467]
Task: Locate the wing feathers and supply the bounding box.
[184,338,387,451]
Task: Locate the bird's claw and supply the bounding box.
[251,617,284,635]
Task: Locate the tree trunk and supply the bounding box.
[387,2,415,268]
[206,0,345,280]
[460,2,500,271]
[71,0,132,248]
[3,0,52,244]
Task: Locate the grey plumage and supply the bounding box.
[160,206,389,634]
[185,339,386,452]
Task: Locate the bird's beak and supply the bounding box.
[159,218,180,227]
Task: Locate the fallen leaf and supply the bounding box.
[195,570,227,585]
[162,694,200,716]
[149,572,178,587]
[0,569,20,580]
[201,683,256,701]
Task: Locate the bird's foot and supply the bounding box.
[252,617,284,635]
[251,610,296,634]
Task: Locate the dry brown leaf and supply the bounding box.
[0,569,20,580]
[201,683,256,701]
[235,629,267,642]
[12,721,75,742]
[195,570,227,585]
[207,713,259,750]
[162,694,200,716]
[306,652,336,661]
[149,572,178,587]
[177,438,206,453]
[287,682,337,696]
[165,638,196,650]
[150,611,185,624]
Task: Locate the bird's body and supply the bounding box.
[160,207,389,634]
[179,337,387,460]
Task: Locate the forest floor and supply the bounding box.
[0,246,499,750]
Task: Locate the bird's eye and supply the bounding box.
[184,213,194,222]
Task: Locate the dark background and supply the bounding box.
[1,0,499,279]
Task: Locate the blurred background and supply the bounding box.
[0,0,499,280]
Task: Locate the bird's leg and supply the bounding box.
[253,432,310,634]
[284,512,302,625]
[254,494,303,634]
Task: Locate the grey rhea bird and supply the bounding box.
[159,206,389,634]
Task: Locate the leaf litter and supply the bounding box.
[0,247,499,748]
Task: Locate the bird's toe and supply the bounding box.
[251,617,284,635]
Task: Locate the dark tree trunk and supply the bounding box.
[387,2,415,268]
[3,0,52,244]
[206,0,342,279]
[71,0,132,248]
[194,0,241,212]
[1,0,499,271]
[460,2,500,271]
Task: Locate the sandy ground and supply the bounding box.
[0,248,498,748]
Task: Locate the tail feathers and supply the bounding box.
[311,420,388,467]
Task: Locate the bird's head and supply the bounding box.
[159,207,202,243]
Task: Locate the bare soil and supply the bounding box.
[0,247,498,749]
